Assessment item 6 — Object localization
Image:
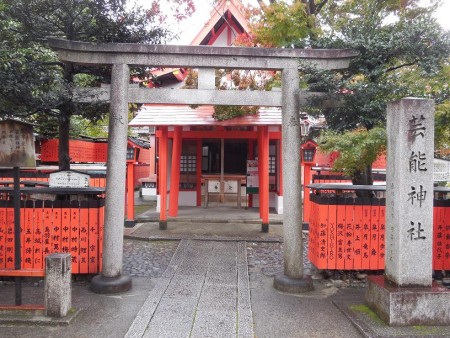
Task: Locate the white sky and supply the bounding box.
[148,0,450,45]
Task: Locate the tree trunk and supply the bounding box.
[58,63,74,171]
[352,165,374,197]
[58,110,71,171]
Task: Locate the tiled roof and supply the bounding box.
[128,136,150,149]
[129,105,282,126]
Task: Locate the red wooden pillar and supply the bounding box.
[159,127,168,229]
[196,138,202,207]
[258,126,270,232]
[125,162,135,227]
[169,126,182,217]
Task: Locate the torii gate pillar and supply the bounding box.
[273,68,314,293]
[91,64,132,293]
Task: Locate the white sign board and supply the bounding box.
[49,171,90,188]
[207,179,221,193]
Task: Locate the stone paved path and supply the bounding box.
[125,240,253,338]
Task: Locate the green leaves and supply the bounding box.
[318,127,387,179]
[303,1,450,133]
[250,1,312,47]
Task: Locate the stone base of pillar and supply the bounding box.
[124,220,135,228]
[261,223,269,233]
[273,273,313,293]
[159,221,167,230]
[90,274,132,294]
[366,276,450,326]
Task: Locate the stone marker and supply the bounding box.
[45,253,72,317]
[366,98,450,325]
[386,98,434,286]
[0,119,36,168]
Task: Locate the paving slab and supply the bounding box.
[125,240,254,338]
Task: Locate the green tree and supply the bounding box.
[306,0,449,131]
[318,127,386,189]
[1,0,194,169]
[250,0,328,47]
[248,0,449,184]
[398,61,450,150]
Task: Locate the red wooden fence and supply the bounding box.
[0,199,104,276]
[308,194,450,270]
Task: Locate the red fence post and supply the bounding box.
[79,201,89,274]
[70,200,80,274]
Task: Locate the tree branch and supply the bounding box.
[315,0,329,14]
[385,60,419,73]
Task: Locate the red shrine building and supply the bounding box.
[129,0,318,223]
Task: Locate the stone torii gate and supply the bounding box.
[48,38,357,294]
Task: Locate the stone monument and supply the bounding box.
[366,98,450,325]
[0,119,36,168]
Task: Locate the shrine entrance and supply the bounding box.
[47,37,356,293]
[201,139,248,206]
[202,139,248,175]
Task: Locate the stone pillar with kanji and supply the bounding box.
[366,98,450,326]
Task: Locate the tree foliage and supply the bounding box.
[183,68,278,121]
[248,0,328,46]
[1,0,194,169]
[248,0,449,184]
[398,61,450,150]
[318,127,386,186]
[306,1,450,131]
[248,0,449,131]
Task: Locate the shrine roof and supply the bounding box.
[129,105,282,126]
[190,0,250,46]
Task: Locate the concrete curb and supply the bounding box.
[124,234,283,243]
[0,308,81,326]
[333,300,450,337]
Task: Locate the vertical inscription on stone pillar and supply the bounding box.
[385,98,434,287]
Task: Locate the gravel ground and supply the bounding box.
[247,232,314,280]
[121,235,372,288]
[122,239,179,277]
